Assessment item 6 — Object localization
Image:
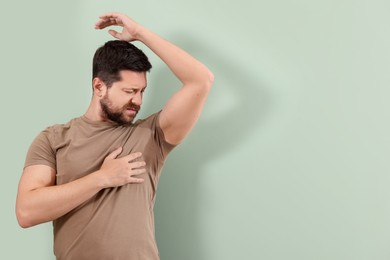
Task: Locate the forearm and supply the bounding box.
[136,26,214,86]
[17,149,145,228]
[17,171,104,228]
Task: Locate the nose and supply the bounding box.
[131,92,142,106]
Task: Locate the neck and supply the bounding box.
[84,99,104,122]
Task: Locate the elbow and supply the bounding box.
[186,69,214,91]
[18,221,32,229]
[16,207,35,229]
[208,70,215,87]
[203,70,215,90]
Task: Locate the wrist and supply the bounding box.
[90,170,108,190]
[134,25,150,43]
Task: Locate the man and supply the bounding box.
[16,12,213,260]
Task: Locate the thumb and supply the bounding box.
[105,147,123,160]
[108,29,122,39]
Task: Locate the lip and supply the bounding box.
[126,108,138,115]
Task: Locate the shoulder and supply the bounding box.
[132,112,161,129]
[37,117,80,144]
[133,111,176,154]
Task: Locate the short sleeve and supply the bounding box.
[135,111,176,160]
[153,111,176,159]
[24,127,56,170]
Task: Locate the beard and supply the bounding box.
[100,94,140,125]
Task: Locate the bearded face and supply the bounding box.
[100,91,141,125]
[97,70,146,125]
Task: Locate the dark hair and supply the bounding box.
[92,40,152,87]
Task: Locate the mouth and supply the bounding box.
[125,107,139,115]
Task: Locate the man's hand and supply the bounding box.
[95,12,142,42]
[98,147,146,188]
[16,147,146,228]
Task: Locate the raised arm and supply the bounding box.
[95,13,214,145]
[16,148,145,228]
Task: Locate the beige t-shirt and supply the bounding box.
[24,112,175,260]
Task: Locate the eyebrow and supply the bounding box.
[122,86,147,91]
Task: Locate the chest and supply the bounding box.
[54,126,156,184]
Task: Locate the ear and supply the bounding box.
[92,77,107,98]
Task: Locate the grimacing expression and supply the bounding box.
[98,70,147,125]
[100,92,140,125]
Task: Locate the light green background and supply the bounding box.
[1,0,389,259]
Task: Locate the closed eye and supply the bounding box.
[122,87,146,94]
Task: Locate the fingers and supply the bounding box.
[124,152,146,174]
[128,177,144,183]
[105,147,123,160]
[106,150,143,163]
[128,163,146,184]
[124,152,143,162]
[129,160,146,176]
[129,161,146,172]
[95,12,124,29]
[95,19,117,29]
[130,167,146,177]
[99,12,122,20]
